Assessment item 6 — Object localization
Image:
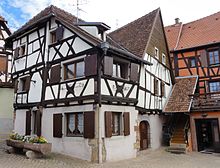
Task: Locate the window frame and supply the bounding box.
[66,112,84,137]
[154,78,159,96]
[162,53,166,64]
[18,76,29,93]
[63,59,85,81]
[112,58,129,80]
[161,82,166,97]
[50,30,57,44]
[209,81,220,93]
[17,44,27,57]
[155,47,159,59]
[111,112,122,136]
[208,49,220,66]
[188,57,196,68]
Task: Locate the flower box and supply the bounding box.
[6,139,52,155]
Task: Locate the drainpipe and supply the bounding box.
[97,42,109,163]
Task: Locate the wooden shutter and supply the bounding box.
[14,48,19,59]
[14,79,18,93]
[56,26,64,42]
[104,56,113,76]
[84,111,95,138]
[53,113,63,138]
[123,112,130,136]
[105,112,112,138]
[200,50,208,67]
[25,110,31,135]
[24,76,31,92]
[85,54,97,76]
[130,63,139,82]
[36,110,41,136]
[50,64,61,84]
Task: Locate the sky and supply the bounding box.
[1,0,220,32]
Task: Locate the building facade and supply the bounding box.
[6,6,173,162]
[0,16,13,139]
[165,12,220,152]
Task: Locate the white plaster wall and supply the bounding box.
[100,105,138,161]
[14,109,27,135]
[138,114,164,149]
[42,104,94,161]
[28,71,42,102]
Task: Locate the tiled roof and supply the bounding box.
[165,11,220,51]
[12,5,81,36]
[163,76,198,113]
[108,8,159,58]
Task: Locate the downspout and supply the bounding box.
[98,41,109,163]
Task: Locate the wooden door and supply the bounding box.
[140,121,149,150]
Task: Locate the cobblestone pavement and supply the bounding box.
[1,139,220,168]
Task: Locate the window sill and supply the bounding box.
[17,91,28,94]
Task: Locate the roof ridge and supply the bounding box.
[109,8,159,35]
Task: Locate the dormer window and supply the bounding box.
[20,45,26,56]
[162,53,166,64]
[113,61,129,79]
[50,26,64,44]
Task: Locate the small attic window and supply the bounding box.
[155,47,159,59]
[50,30,56,44]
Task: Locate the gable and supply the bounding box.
[145,13,170,68]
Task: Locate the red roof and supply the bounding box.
[163,76,198,113]
[165,11,220,51]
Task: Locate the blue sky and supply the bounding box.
[1,0,220,32]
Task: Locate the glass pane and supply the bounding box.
[77,113,84,134]
[113,113,120,135]
[76,61,85,78]
[68,114,75,133]
[117,64,121,78]
[214,51,219,64]
[66,64,74,79]
[113,64,117,77]
[209,53,214,64]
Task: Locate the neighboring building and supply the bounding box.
[165,12,220,152]
[0,16,13,139]
[108,8,174,150]
[6,5,173,162]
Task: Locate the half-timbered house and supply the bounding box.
[165,12,220,153]
[6,6,173,162]
[108,8,174,151]
[0,16,13,139]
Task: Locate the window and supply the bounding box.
[189,57,196,67]
[50,31,56,44]
[20,45,26,56]
[17,44,26,57]
[112,112,121,136]
[113,61,129,79]
[155,47,159,59]
[64,60,85,80]
[161,82,165,97]
[208,50,220,65]
[154,78,159,96]
[162,53,166,64]
[66,113,84,136]
[18,76,30,92]
[209,81,220,92]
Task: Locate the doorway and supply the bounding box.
[195,119,220,152]
[139,121,150,150]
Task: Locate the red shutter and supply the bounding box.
[105,112,112,138]
[36,110,41,136]
[104,56,113,76]
[84,111,95,138]
[56,26,64,42]
[130,63,139,82]
[85,54,97,76]
[200,50,208,67]
[25,110,31,135]
[123,112,130,136]
[50,64,61,84]
[24,76,31,92]
[53,113,63,138]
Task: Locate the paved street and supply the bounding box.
[0,139,220,168]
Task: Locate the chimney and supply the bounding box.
[175,18,180,24]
